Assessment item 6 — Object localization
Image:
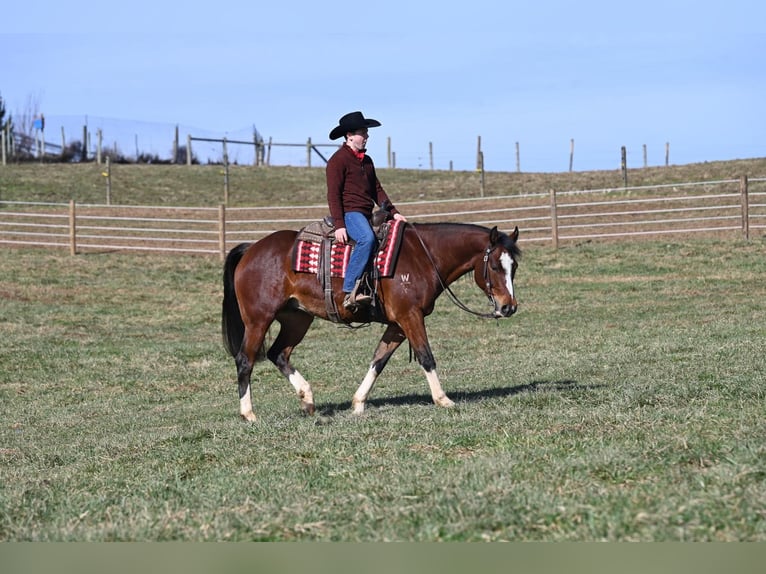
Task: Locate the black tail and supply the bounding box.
[221,242,251,357]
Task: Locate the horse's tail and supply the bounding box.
[221,242,251,357]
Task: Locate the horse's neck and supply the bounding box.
[414,224,483,282]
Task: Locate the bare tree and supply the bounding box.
[14,92,43,157]
[0,92,10,162]
[0,92,11,131]
[16,92,42,134]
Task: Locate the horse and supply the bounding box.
[221,222,521,421]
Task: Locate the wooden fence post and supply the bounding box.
[429,142,433,171]
[476,136,482,171]
[306,138,312,168]
[104,156,112,205]
[96,129,103,165]
[621,146,628,187]
[1,130,5,166]
[665,142,670,166]
[515,141,520,173]
[218,204,226,261]
[186,134,192,166]
[643,144,647,168]
[550,188,559,250]
[267,137,272,166]
[569,139,574,172]
[740,175,749,241]
[387,137,392,168]
[173,125,179,164]
[69,200,77,256]
[478,151,485,197]
[476,136,484,169]
[222,138,229,205]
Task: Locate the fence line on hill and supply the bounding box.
[186,135,340,168]
[2,117,688,171]
[1,177,764,260]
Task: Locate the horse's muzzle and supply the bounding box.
[496,303,517,317]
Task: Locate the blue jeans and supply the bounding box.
[343,211,375,293]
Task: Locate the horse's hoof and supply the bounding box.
[240,411,257,423]
[301,402,316,416]
[437,397,456,408]
[351,401,365,415]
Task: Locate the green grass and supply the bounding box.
[1,237,764,541]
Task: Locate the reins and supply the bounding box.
[410,226,500,319]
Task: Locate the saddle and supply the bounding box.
[292,205,404,323]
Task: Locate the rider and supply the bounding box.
[326,111,407,309]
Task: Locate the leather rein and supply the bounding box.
[411,226,503,319]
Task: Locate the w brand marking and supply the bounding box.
[400,273,410,283]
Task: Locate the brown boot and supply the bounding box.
[343,280,372,309]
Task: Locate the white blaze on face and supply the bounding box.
[500,252,515,299]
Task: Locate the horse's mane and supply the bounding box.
[411,222,521,259]
[497,228,522,260]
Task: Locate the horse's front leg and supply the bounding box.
[400,314,455,409]
[352,323,407,414]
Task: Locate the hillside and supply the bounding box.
[1,157,765,208]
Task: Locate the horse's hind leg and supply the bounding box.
[352,323,407,414]
[267,311,316,415]
[236,323,269,422]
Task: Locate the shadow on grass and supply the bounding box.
[317,379,595,417]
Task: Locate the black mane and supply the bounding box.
[411,222,521,259]
[497,228,522,260]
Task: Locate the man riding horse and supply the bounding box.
[326,111,408,310]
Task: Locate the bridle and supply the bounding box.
[412,227,511,319]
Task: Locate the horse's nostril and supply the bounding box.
[501,304,517,316]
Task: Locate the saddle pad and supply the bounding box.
[292,218,405,278]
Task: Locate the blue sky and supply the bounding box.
[2,1,764,171]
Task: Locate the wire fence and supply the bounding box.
[1,177,764,260]
[4,114,727,172]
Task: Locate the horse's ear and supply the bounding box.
[510,226,519,241]
[489,226,499,244]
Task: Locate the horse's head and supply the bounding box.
[475,226,521,318]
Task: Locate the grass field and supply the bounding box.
[1,234,764,541]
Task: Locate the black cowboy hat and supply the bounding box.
[329,111,382,140]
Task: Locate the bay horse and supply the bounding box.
[221,222,520,421]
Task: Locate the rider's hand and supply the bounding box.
[334,228,348,244]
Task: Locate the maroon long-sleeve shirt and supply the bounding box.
[326,144,399,230]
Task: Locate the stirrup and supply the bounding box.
[344,279,372,309]
[343,292,372,309]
